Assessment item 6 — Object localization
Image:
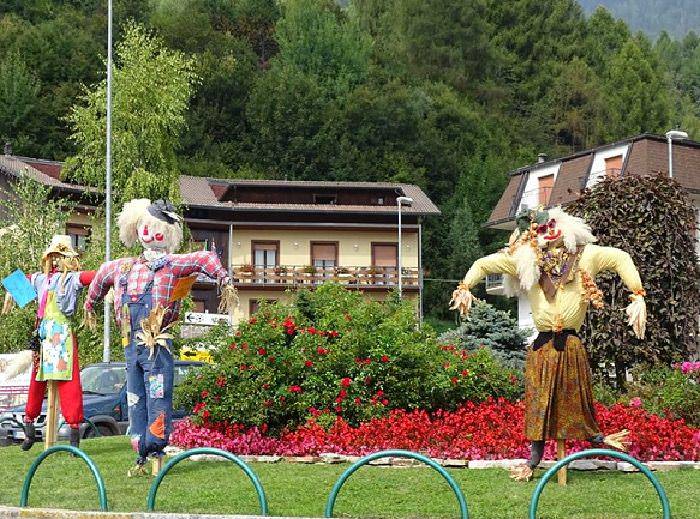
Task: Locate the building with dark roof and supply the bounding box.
[0,150,440,327]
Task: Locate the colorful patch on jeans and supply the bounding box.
[149,412,165,439]
[149,374,164,399]
[127,392,140,407]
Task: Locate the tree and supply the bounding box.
[0,52,40,148]
[64,23,197,205]
[438,300,531,370]
[568,175,700,385]
[605,39,671,139]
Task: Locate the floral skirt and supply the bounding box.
[524,335,600,441]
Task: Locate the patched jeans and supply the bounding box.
[123,288,174,460]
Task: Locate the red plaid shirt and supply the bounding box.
[85,251,228,326]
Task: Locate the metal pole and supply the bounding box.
[103,0,113,363]
[668,136,673,179]
[418,219,423,325]
[398,201,402,298]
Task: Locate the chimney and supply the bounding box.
[3,141,11,156]
[537,153,548,164]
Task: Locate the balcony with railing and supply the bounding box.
[224,265,420,289]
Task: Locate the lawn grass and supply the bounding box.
[0,436,697,518]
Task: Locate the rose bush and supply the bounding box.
[175,285,522,431]
[171,398,700,461]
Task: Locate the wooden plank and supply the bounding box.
[44,381,58,449]
[557,440,567,486]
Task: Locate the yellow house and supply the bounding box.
[180,177,440,327]
[0,151,441,330]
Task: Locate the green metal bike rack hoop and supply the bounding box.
[19,445,108,511]
[529,448,671,519]
[324,450,469,519]
[146,447,269,514]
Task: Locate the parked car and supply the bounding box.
[0,360,203,444]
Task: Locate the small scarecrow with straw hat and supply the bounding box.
[84,199,237,476]
[450,206,647,482]
[2,234,96,451]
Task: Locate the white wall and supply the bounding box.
[586,144,630,188]
[519,162,561,210]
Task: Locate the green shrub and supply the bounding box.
[175,285,522,431]
[438,300,531,370]
[626,364,700,427]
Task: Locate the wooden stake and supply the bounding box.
[44,381,59,449]
[151,456,163,476]
[557,439,567,486]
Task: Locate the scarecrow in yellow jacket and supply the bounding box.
[450,207,647,482]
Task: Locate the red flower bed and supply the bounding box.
[171,398,700,461]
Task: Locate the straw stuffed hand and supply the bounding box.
[449,283,475,316]
[625,293,647,339]
[136,305,174,358]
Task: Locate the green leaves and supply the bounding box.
[569,174,700,380]
[64,23,197,205]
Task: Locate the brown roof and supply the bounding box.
[486,134,700,228]
[549,154,592,206]
[180,176,441,216]
[0,155,88,193]
[487,172,527,224]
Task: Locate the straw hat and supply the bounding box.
[41,235,78,272]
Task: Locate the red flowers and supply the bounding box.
[340,377,352,387]
[257,347,267,356]
[316,347,329,355]
[249,317,257,324]
[380,355,390,363]
[201,390,209,399]
[304,360,314,368]
[215,376,227,388]
[288,385,303,393]
[175,399,700,461]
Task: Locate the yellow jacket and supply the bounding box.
[462,244,643,333]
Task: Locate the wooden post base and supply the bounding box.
[151,456,164,476]
[44,381,59,450]
[557,439,567,485]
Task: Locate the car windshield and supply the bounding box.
[81,365,126,395]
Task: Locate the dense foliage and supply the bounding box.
[172,399,700,461]
[439,300,531,370]
[626,364,700,427]
[568,175,700,384]
[1,0,698,316]
[175,285,522,431]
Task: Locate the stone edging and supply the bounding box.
[163,447,700,472]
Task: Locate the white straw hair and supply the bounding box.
[548,206,596,252]
[118,198,183,253]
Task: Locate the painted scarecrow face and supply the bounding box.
[534,218,563,248]
[137,219,169,251]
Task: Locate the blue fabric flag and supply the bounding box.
[2,269,37,308]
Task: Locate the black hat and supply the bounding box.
[148,199,181,224]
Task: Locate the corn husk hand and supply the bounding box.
[82,307,97,332]
[218,283,239,314]
[603,429,630,451]
[2,292,14,315]
[136,305,174,358]
[449,283,475,316]
[625,295,647,339]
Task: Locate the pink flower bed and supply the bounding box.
[171,398,700,461]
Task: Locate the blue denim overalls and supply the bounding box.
[121,272,174,463]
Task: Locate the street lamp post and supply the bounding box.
[665,129,688,179]
[103,0,113,363]
[396,196,413,298]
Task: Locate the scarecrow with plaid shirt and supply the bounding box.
[84,199,237,476]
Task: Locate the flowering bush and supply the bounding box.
[626,364,700,427]
[676,361,700,375]
[175,285,522,431]
[171,399,700,461]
